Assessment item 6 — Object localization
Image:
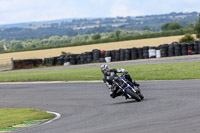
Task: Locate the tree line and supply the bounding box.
[0,12,198,41]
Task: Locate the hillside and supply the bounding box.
[0,12,198,41]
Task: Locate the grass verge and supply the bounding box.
[0,108,54,129]
[0,61,200,82]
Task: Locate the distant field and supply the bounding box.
[0,35,186,60]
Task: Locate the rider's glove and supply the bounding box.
[121,68,125,73]
[108,85,112,89]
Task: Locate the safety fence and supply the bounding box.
[13,40,200,69]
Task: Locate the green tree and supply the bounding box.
[161,22,183,31]
[0,44,3,52]
[92,34,101,40]
[115,30,121,40]
[179,34,195,43]
[13,43,24,50]
[194,16,200,38]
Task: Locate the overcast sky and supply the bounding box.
[0,0,200,25]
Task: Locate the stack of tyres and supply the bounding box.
[44,58,53,66]
[198,41,200,54]
[57,55,65,65]
[70,54,77,65]
[105,51,111,57]
[148,47,156,58]
[86,52,93,63]
[105,51,112,63]
[75,54,80,64]
[101,50,106,58]
[194,40,200,54]
[119,49,125,61]
[194,41,199,54]
[180,43,188,55]
[114,50,120,61]
[156,47,161,58]
[143,46,149,59]
[138,48,144,59]
[111,50,115,61]
[125,49,131,60]
[92,49,101,62]
[168,44,175,57]
[174,43,181,56]
[53,57,59,66]
[131,47,138,60]
[24,60,34,68]
[32,59,43,67]
[79,54,86,64]
[64,55,70,64]
[187,43,194,55]
[160,44,168,57]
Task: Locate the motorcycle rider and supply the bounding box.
[101,64,140,98]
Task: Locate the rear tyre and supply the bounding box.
[126,88,141,102]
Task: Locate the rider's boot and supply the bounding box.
[132,80,140,87]
[110,86,119,98]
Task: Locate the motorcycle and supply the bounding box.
[113,73,144,102]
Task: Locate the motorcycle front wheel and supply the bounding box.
[126,88,141,102]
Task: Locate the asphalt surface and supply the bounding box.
[0,80,200,133]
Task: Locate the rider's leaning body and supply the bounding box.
[101,64,139,98]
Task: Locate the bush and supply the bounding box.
[194,18,200,38]
[179,34,195,43]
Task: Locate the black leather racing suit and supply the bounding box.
[103,68,136,98]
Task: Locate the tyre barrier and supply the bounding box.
[196,40,200,54]
[110,50,115,62]
[70,54,77,65]
[168,45,174,57]
[156,49,161,58]
[13,40,200,69]
[137,48,144,59]
[93,49,101,62]
[194,41,200,54]
[119,49,125,61]
[174,43,181,56]
[160,44,168,57]
[149,47,156,58]
[143,46,149,59]
[187,43,194,55]
[105,51,111,57]
[125,49,131,60]
[14,59,43,69]
[114,50,120,61]
[131,47,138,60]
[181,43,188,56]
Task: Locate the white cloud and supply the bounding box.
[110,0,144,17]
[0,0,200,25]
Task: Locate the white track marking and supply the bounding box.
[41,111,61,125]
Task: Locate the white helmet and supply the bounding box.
[101,64,109,74]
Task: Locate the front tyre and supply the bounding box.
[126,88,141,102]
[138,92,144,100]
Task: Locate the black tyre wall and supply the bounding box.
[131,47,138,60]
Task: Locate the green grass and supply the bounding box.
[0,61,200,82]
[0,108,54,129]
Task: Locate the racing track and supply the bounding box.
[0,80,200,133]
